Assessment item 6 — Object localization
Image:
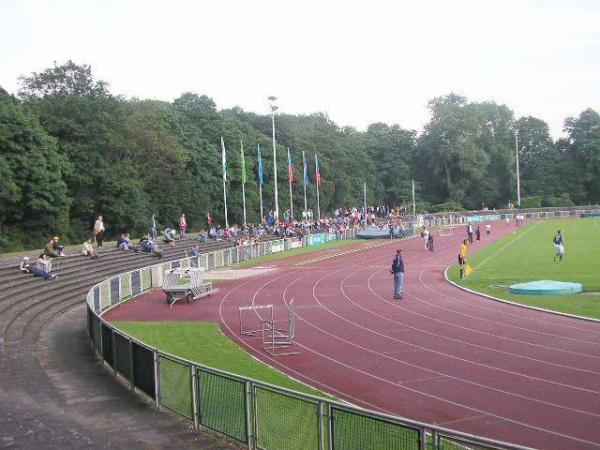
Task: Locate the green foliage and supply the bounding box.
[430,201,465,213]
[0,87,70,251]
[542,194,574,207]
[520,196,542,208]
[1,60,600,252]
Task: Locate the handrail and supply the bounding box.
[85,228,532,450]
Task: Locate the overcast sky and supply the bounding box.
[1,0,599,138]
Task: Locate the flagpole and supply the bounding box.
[302,150,308,219]
[411,179,416,231]
[287,148,294,221]
[221,137,229,228]
[240,141,247,226]
[363,181,367,220]
[315,153,321,220]
[258,144,264,222]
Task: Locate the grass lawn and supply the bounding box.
[231,239,360,268]
[448,218,600,319]
[112,321,327,397]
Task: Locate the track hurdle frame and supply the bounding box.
[262,299,298,356]
[239,304,274,336]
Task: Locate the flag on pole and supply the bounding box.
[257,145,264,186]
[315,153,323,187]
[221,137,227,182]
[303,150,309,185]
[240,142,246,184]
[287,148,295,183]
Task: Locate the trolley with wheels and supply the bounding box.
[162,267,214,309]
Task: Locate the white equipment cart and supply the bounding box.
[162,267,214,309]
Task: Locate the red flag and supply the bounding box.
[315,153,323,187]
[287,148,295,183]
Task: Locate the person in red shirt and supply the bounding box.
[179,214,187,240]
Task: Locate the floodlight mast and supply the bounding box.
[269,96,279,223]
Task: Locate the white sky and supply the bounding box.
[1,0,599,138]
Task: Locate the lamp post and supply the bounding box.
[514,129,521,208]
[268,96,279,223]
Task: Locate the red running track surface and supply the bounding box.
[105,221,600,450]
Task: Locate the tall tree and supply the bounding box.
[0,87,70,250]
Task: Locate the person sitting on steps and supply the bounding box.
[81,239,98,258]
[19,256,32,274]
[31,254,59,280]
[44,236,65,258]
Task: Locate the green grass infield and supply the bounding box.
[112,321,327,397]
[447,219,600,319]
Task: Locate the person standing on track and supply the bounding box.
[458,239,469,279]
[390,249,405,299]
[466,223,474,244]
[553,230,565,262]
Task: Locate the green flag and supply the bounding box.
[240,141,247,184]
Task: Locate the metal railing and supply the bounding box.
[86,230,532,450]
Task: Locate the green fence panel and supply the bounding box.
[120,273,132,298]
[91,314,101,354]
[141,267,152,290]
[159,356,193,419]
[436,434,504,450]
[100,281,111,311]
[101,324,113,367]
[133,343,155,399]
[114,333,132,381]
[198,369,247,444]
[180,257,190,269]
[255,386,319,450]
[87,306,93,338]
[331,406,421,450]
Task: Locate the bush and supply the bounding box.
[431,201,465,213]
[415,201,432,214]
[542,194,575,207]
[520,196,542,208]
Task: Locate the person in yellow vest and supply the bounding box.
[458,239,469,279]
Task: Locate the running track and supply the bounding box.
[106,222,600,450]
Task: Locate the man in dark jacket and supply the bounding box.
[390,249,405,299]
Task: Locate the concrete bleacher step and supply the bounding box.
[0,239,237,290]
[0,237,273,346]
[0,240,239,312]
[0,237,233,274]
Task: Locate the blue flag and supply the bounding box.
[257,144,264,186]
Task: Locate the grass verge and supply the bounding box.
[231,239,360,268]
[112,321,327,396]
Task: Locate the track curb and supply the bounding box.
[443,266,600,324]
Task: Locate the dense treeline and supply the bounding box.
[1,61,599,251]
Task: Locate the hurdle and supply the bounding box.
[239,304,274,336]
[439,225,455,237]
[262,299,298,356]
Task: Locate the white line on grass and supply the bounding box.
[474,222,542,271]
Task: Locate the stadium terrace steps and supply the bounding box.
[0,236,260,449]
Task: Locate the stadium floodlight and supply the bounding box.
[269,96,279,222]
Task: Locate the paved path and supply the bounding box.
[0,240,240,449]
